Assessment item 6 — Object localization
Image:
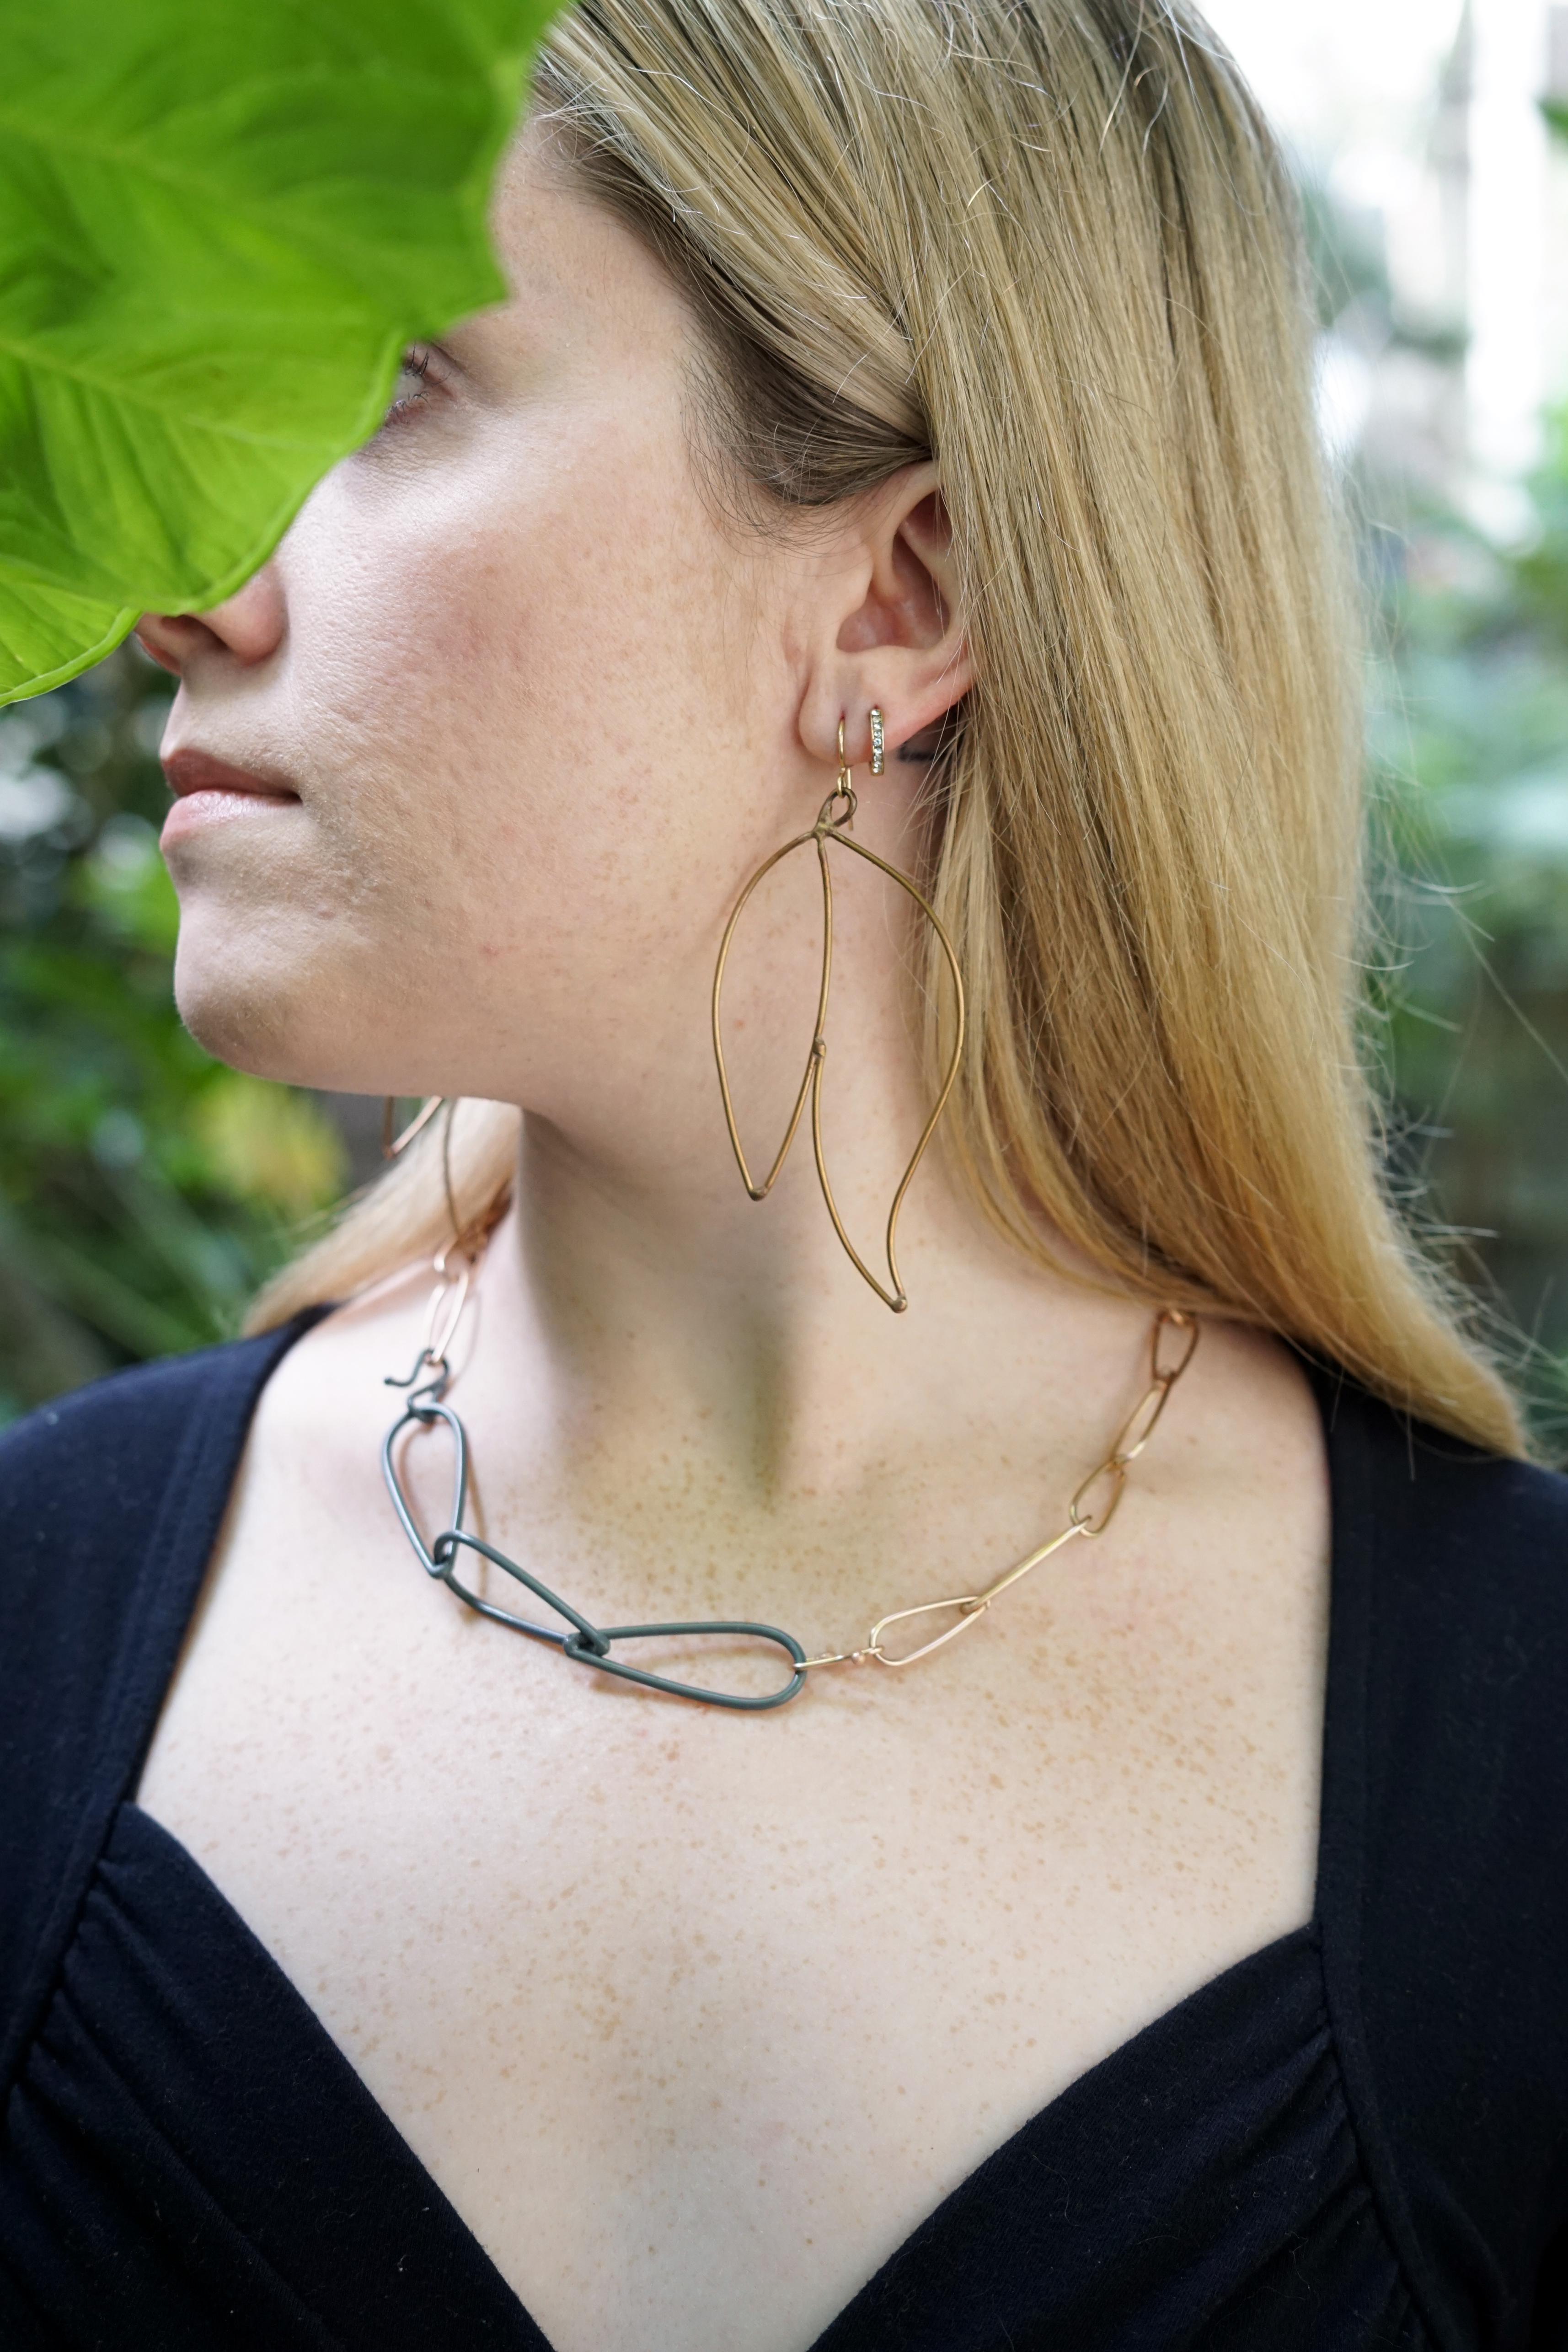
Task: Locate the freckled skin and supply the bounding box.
[135,125,1331,2352]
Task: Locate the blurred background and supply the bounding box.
[4,0,1568,1437]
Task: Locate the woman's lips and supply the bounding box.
[160,747,300,850]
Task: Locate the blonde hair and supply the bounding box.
[251,0,1525,1455]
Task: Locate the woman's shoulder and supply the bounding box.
[0,1311,327,1720]
[0,1317,322,2088]
[1,1318,327,1613]
[4,1323,294,1501]
[1321,1363,1568,1617]
[1322,1371,1568,1916]
[1316,1376,1568,2338]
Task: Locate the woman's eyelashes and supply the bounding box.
[377,345,449,432]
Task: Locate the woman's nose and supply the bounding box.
[135,564,287,676]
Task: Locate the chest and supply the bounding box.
[138,1423,1327,2352]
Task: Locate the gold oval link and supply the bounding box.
[1068,1456,1129,1536]
[969,1520,1085,1607]
[1107,1378,1172,1468]
[866,1595,990,1666]
[423,1265,471,1367]
[1153,1308,1200,1383]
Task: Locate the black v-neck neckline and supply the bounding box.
[112,1800,1329,2350]
[102,1335,1372,2351]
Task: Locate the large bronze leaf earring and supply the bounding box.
[711,709,965,1312]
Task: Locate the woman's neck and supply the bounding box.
[460,1105,1156,1522]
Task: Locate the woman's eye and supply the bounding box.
[380,347,437,429]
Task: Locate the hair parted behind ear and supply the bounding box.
[248,0,1525,1458]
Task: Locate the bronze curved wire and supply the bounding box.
[711,748,966,1313]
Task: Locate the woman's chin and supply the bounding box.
[171,943,351,1091]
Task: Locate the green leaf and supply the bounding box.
[0,0,554,704]
[1545,98,1568,143]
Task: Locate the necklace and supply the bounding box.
[381,1244,1200,1713]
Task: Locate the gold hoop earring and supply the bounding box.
[711,710,965,1313]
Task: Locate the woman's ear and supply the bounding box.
[799,462,973,767]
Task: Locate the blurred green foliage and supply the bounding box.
[1290,138,1568,1443]
[1370,416,1568,1430]
[0,645,346,1421]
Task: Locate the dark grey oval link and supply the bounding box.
[382,1392,806,1704]
[381,1397,467,1577]
[436,1529,610,1655]
[561,1623,807,1712]
[382,1405,599,1650]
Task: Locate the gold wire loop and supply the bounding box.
[1153,1308,1200,1382]
[712,714,965,1312]
[969,1521,1084,1606]
[867,1593,990,1666]
[1069,1457,1129,1536]
[1107,1378,1174,1468]
[423,1264,471,1366]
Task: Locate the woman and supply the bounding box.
[3,0,1565,2344]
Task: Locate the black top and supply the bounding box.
[2,1326,1567,2351]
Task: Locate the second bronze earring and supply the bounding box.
[711,709,965,1313]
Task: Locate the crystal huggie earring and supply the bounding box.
[710,709,965,1312]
